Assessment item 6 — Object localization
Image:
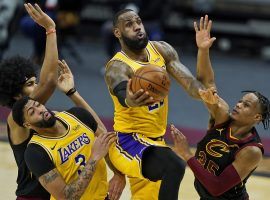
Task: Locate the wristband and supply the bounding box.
[46,29,56,35]
[66,88,77,96]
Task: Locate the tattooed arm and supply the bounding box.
[39,159,97,200]
[105,60,154,107]
[25,134,116,200]
[152,41,204,99]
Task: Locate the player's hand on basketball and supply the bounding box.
[170,124,193,161]
[24,3,55,31]
[91,132,116,161]
[199,87,219,105]
[108,173,126,200]
[57,60,75,93]
[194,15,216,50]
[126,79,155,107]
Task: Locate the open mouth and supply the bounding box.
[43,111,51,120]
[137,32,144,39]
[232,109,239,115]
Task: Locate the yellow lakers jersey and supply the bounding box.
[29,111,108,200]
[106,41,168,138]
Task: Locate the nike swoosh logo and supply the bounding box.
[51,143,57,150]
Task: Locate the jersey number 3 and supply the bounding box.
[75,154,86,175]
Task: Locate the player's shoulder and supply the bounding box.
[152,41,173,51]
[106,59,130,71]
[151,41,177,59]
[7,112,30,144]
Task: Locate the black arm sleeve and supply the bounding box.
[67,107,97,132]
[25,144,55,178]
[113,80,128,107]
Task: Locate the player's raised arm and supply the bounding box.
[105,60,155,107]
[195,15,216,89]
[152,41,204,99]
[57,60,107,135]
[25,3,58,104]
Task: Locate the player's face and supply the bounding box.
[117,11,148,50]
[22,77,37,96]
[231,93,262,125]
[23,99,56,128]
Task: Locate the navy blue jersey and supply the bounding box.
[194,119,264,200]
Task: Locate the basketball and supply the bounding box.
[131,64,170,101]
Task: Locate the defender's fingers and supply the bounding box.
[207,20,213,33]
[62,60,71,73]
[204,15,208,30]
[200,17,203,30]
[34,3,44,15]
[27,3,40,18]
[194,21,199,32]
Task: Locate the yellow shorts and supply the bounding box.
[129,176,161,200]
[109,132,166,200]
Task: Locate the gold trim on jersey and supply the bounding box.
[120,49,151,65]
[62,111,95,133]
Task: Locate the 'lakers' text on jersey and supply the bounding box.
[194,119,264,200]
[106,41,168,138]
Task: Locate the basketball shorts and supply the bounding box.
[109,132,167,200]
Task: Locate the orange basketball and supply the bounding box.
[131,64,170,101]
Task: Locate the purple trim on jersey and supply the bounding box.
[117,132,150,159]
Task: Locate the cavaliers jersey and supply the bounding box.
[106,41,168,138]
[194,119,264,200]
[29,111,108,200]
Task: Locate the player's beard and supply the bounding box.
[122,33,148,51]
[33,109,56,128]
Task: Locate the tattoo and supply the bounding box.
[41,169,59,185]
[153,41,203,99]
[63,159,97,199]
[105,60,133,92]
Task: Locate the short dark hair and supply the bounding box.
[12,96,31,127]
[242,90,270,130]
[113,9,134,27]
[0,56,37,108]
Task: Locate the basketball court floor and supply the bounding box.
[1,141,269,199]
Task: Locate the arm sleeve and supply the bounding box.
[67,107,97,132]
[113,80,128,107]
[187,157,241,197]
[25,143,55,178]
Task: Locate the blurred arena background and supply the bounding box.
[0,0,269,199]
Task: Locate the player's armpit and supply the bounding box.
[39,168,67,199]
[105,60,133,93]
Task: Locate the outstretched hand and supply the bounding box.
[199,87,219,105]
[91,132,116,161]
[57,60,74,93]
[24,3,55,31]
[170,124,192,161]
[194,15,216,50]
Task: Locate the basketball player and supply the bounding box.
[57,59,126,200]
[0,3,58,199]
[105,10,216,200]
[171,15,270,199]
[11,95,116,200]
